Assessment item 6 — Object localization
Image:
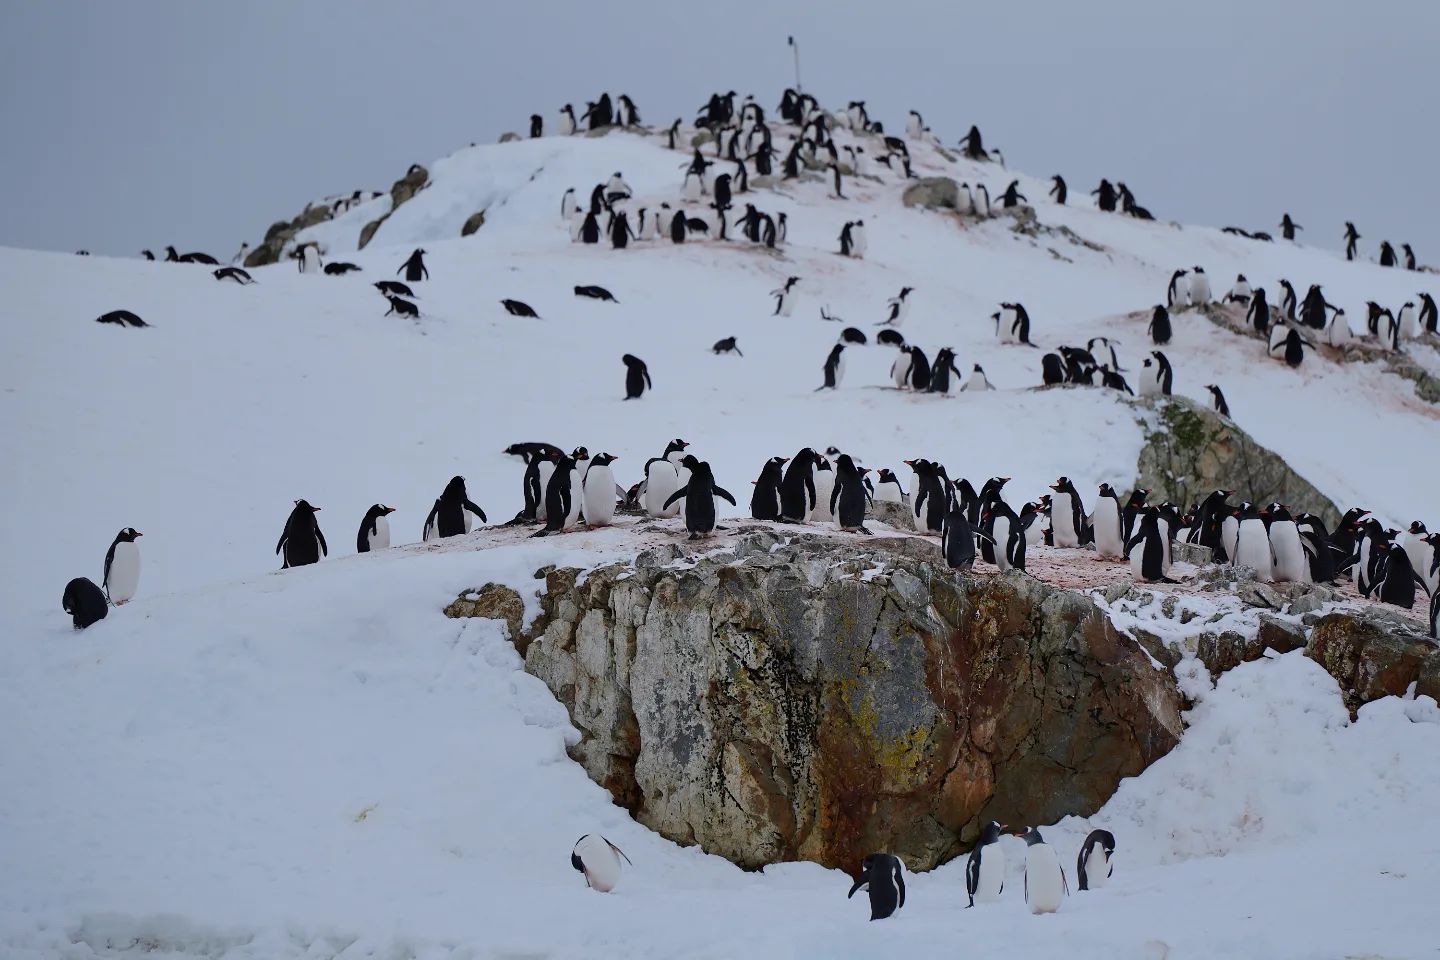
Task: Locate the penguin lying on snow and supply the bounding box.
[574,284,618,302]
[213,267,255,284]
[96,310,149,328]
[847,853,906,921]
[384,296,419,318]
[571,834,632,892]
[374,280,416,299]
[323,261,361,275]
[712,336,742,356]
[501,298,540,318]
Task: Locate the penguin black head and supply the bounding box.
[294,499,320,513]
[1014,826,1045,845]
[1098,483,1114,497]
[1409,521,1429,535]
[369,504,396,517]
[972,364,984,373]
[114,527,143,542]
[677,453,701,471]
[571,446,590,462]
[664,438,689,457]
[591,452,618,467]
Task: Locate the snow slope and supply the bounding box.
[4,104,1440,958]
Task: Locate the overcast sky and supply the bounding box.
[3,1,1435,263]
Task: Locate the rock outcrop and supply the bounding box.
[901,177,960,211]
[358,164,430,250]
[460,210,487,237]
[1134,397,1341,527]
[243,204,335,268]
[1307,611,1440,711]
[455,531,1184,871]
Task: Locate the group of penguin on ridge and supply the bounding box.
[570,822,1115,922]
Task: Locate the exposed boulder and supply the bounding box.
[444,582,525,644]
[901,177,959,211]
[358,163,431,251]
[243,204,335,268]
[1306,611,1440,712]
[459,531,1184,871]
[1134,397,1340,527]
[498,132,521,143]
[461,210,487,237]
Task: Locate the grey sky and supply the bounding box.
[3,1,1435,263]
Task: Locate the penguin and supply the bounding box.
[664,456,736,539]
[1150,350,1174,395]
[1203,384,1230,417]
[1419,293,1438,335]
[276,500,327,568]
[998,180,1027,208]
[1294,512,1341,584]
[1380,241,1398,267]
[641,440,687,518]
[1014,827,1068,914]
[1402,522,1433,587]
[622,354,651,399]
[779,448,819,521]
[1269,328,1314,368]
[961,364,996,391]
[558,103,578,135]
[95,309,149,328]
[1298,284,1334,330]
[384,296,420,319]
[772,276,799,316]
[1091,179,1118,212]
[294,243,323,273]
[965,820,1007,906]
[1233,504,1273,580]
[1352,519,1388,595]
[500,299,540,319]
[423,477,487,539]
[62,573,110,630]
[1041,353,1068,386]
[849,219,868,258]
[570,834,632,893]
[817,343,845,390]
[882,287,914,326]
[1124,508,1171,581]
[1121,488,1150,550]
[1397,301,1420,340]
[1185,489,1233,560]
[1087,337,1124,373]
[1432,589,1439,641]
[582,453,619,527]
[1376,542,1430,609]
[993,302,1035,346]
[942,503,977,570]
[750,456,788,520]
[1076,829,1116,891]
[911,461,953,537]
[992,501,1032,572]
[355,505,395,553]
[213,266,254,284]
[103,527,143,605]
[530,113,543,138]
[617,94,641,127]
[1403,243,1418,270]
[808,455,836,522]
[712,336,743,356]
[1224,274,1253,306]
[1246,288,1272,334]
[574,285,618,303]
[974,184,992,217]
[827,162,846,199]
[374,280,416,299]
[1094,484,1124,558]
[1148,305,1172,345]
[1048,477,1085,548]
[397,248,428,282]
[531,453,584,536]
[1268,506,1310,583]
[1279,214,1302,241]
[846,853,906,921]
[961,125,989,160]
[230,242,250,265]
[1167,270,1190,310]
[905,109,923,138]
[927,348,962,394]
[890,346,915,389]
[862,468,901,506]
[321,261,356,274]
[607,210,637,249]
[1343,222,1361,260]
[1188,267,1211,306]
[1049,175,1068,205]
[830,455,871,533]
[1219,502,1247,567]
[1137,357,1162,397]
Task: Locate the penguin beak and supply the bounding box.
[311,506,321,512]
[135,531,144,537]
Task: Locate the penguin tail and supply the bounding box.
[529,529,550,539]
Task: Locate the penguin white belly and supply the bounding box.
[369,516,391,551]
[1138,372,1160,397]
[1403,537,1432,587]
[777,295,794,317]
[975,847,1005,903]
[670,463,691,519]
[998,309,1018,343]
[1094,501,1123,558]
[106,542,141,604]
[1024,844,1066,914]
[1171,285,1190,309]
[1128,538,1153,580]
[644,463,679,518]
[563,478,584,529]
[535,462,555,520]
[583,466,616,527]
[1025,519,1044,547]
[1269,522,1309,583]
[1221,516,1240,563]
[891,355,912,389]
[683,177,702,201]
[574,834,624,893]
[1084,846,1111,889]
[1189,274,1211,305]
[875,482,902,504]
[1236,521,1273,581]
[811,472,836,521]
[1326,313,1352,347]
[993,517,1013,571]
[1051,493,1078,547]
[852,229,867,257]
[1158,518,1172,569]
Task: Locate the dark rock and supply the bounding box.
[1305,611,1437,712]
[461,210,487,237]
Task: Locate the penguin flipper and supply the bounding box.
[465,499,488,524]
[714,486,737,507]
[662,484,689,510]
[316,526,328,557]
[846,878,864,899]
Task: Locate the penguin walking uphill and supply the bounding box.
[1015,827,1068,914]
[779,448,820,522]
[664,455,737,539]
[571,834,632,893]
[397,248,428,283]
[356,504,396,553]
[424,476,487,539]
[622,354,652,399]
[103,527,143,605]
[276,500,327,568]
[846,853,906,921]
[965,820,1007,906]
[1076,829,1116,891]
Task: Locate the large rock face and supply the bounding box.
[498,531,1183,871]
[358,164,430,250]
[1134,397,1341,527]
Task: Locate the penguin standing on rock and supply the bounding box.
[1205,384,1231,417]
[1015,827,1068,914]
[276,500,327,568]
[966,820,1007,906]
[63,578,109,629]
[356,505,395,553]
[1076,829,1116,891]
[532,453,582,536]
[1093,484,1124,558]
[103,527,143,605]
[622,354,651,399]
[779,449,819,521]
[942,503,978,570]
[1127,508,1173,582]
[580,452,619,527]
[1376,541,1430,609]
[1048,477,1085,547]
[830,454,871,533]
[425,477,487,538]
[847,853,906,921]
[398,249,428,282]
[874,469,905,504]
[571,835,632,893]
[664,455,736,540]
[750,456,788,520]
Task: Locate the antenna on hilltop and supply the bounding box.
[788,36,802,94]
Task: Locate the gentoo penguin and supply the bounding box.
[961,365,996,391]
[890,346,915,389]
[1376,541,1430,609]
[711,336,743,356]
[999,180,1027,208]
[1015,827,1068,914]
[846,853,906,921]
[882,287,915,326]
[102,527,143,605]
[664,456,736,539]
[1268,506,1310,583]
[213,266,254,284]
[607,211,637,249]
[424,477,487,539]
[501,298,540,318]
[231,242,250,265]
[1224,274,1253,306]
[909,460,950,536]
[779,448,820,521]
[1220,502,1249,566]
[849,219,868,257]
[1149,350,1174,395]
[873,468,905,504]
[1167,270,1190,310]
[1269,328,1314,367]
[1234,504,1273,580]
[994,302,1036,346]
[530,113,543,138]
[1122,489,1150,549]
[817,343,845,390]
[622,354,651,399]
[532,453,584,536]
[830,455,871,533]
[1128,508,1172,582]
[827,161,846,199]
[1091,179,1118,211]
[1188,267,1211,305]
[772,276,799,316]
[296,243,323,273]
[374,280,416,299]
[276,500,327,568]
[1295,512,1340,584]
[906,109,923,139]
[1403,243,1417,270]
[750,456,788,520]
[1049,175,1068,204]
[1042,353,1067,385]
[989,501,1032,572]
[63,577,109,629]
[95,310,149,328]
[1279,214,1303,241]
[1397,301,1420,340]
[1100,366,1134,394]
[558,103,578,135]
[581,453,619,527]
[383,295,420,319]
[571,834,632,893]
[1276,279,1298,321]
[397,248,428,282]
[1048,477,1085,548]
[1352,519,1388,595]
[574,284,618,303]
[1076,829,1116,891]
[1246,288,1271,334]
[1138,357,1163,397]
[1343,221,1361,260]
[1402,522,1433,588]
[1419,293,1438,335]
[974,184,992,217]
[1087,337,1124,373]
[809,455,836,521]
[965,820,1007,906]
[928,348,962,394]
[355,505,395,553]
[1186,489,1233,560]
[1205,384,1231,417]
[643,439,688,518]
[942,503,977,570]
[1148,305,1172,345]
[1380,241,1398,267]
[1094,484,1124,558]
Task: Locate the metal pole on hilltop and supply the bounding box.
[788,35,802,94]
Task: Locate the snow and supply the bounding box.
[4,108,1440,958]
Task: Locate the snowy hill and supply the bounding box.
[3,99,1439,958]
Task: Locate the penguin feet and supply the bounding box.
[688,533,701,541]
